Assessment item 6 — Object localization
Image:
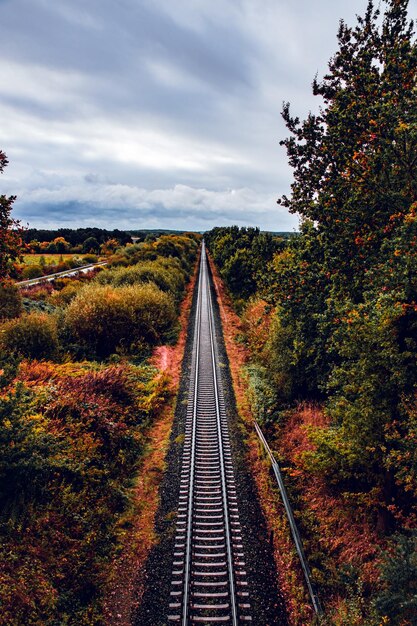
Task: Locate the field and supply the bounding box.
[22,254,77,266]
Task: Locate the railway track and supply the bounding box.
[168,243,252,625]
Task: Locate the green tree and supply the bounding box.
[275,0,417,532]
[0,281,22,321]
[82,236,100,254]
[0,151,23,280]
[279,0,417,300]
[375,532,417,624]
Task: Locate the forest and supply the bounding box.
[206,1,417,624]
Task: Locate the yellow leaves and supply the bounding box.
[29,412,49,436]
[395,121,409,132]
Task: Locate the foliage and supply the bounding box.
[95,259,186,302]
[22,227,132,249]
[64,282,177,358]
[205,226,280,301]
[0,362,170,625]
[207,1,417,621]
[48,280,83,306]
[0,312,59,360]
[0,280,22,320]
[0,231,198,623]
[0,150,23,280]
[21,263,44,279]
[279,0,417,300]
[375,532,417,624]
[109,234,199,273]
[208,0,417,523]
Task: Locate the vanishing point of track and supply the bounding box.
[168,243,252,624]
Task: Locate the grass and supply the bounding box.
[22,254,76,266]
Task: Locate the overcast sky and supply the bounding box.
[0,0,412,232]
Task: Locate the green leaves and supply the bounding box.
[0,150,23,281]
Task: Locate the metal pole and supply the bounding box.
[254,421,323,616]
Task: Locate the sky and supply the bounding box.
[0,0,410,232]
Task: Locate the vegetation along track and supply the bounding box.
[167,242,251,624]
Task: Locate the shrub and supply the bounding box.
[64,283,176,358]
[21,264,43,280]
[82,254,98,264]
[375,532,417,624]
[49,281,83,306]
[95,260,185,300]
[0,312,59,360]
[21,282,54,301]
[0,281,22,320]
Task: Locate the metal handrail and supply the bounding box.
[254,420,323,616]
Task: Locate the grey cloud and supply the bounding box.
[1,0,416,231]
[12,180,299,231]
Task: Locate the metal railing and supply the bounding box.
[254,420,323,616]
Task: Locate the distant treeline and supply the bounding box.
[22,228,133,246]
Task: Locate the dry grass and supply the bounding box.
[22,254,75,266]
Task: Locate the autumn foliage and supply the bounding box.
[0,228,199,624]
[0,151,23,280]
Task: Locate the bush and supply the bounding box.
[0,281,22,320]
[95,260,185,300]
[49,281,83,306]
[64,283,176,358]
[82,254,98,264]
[0,312,59,360]
[21,264,43,280]
[375,532,417,624]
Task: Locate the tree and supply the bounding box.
[52,237,70,253]
[279,0,417,300]
[82,236,100,254]
[376,532,417,623]
[0,281,22,321]
[276,0,417,532]
[100,238,119,255]
[0,151,23,280]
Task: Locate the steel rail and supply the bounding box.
[181,247,204,626]
[254,420,323,616]
[206,248,238,626]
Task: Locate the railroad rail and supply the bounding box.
[168,243,252,624]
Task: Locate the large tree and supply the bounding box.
[272,0,417,534]
[0,151,23,280]
[279,0,417,300]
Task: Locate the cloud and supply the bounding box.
[12,177,299,231]
[1,0,415,230]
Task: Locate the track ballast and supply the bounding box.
[168,243,252,625]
